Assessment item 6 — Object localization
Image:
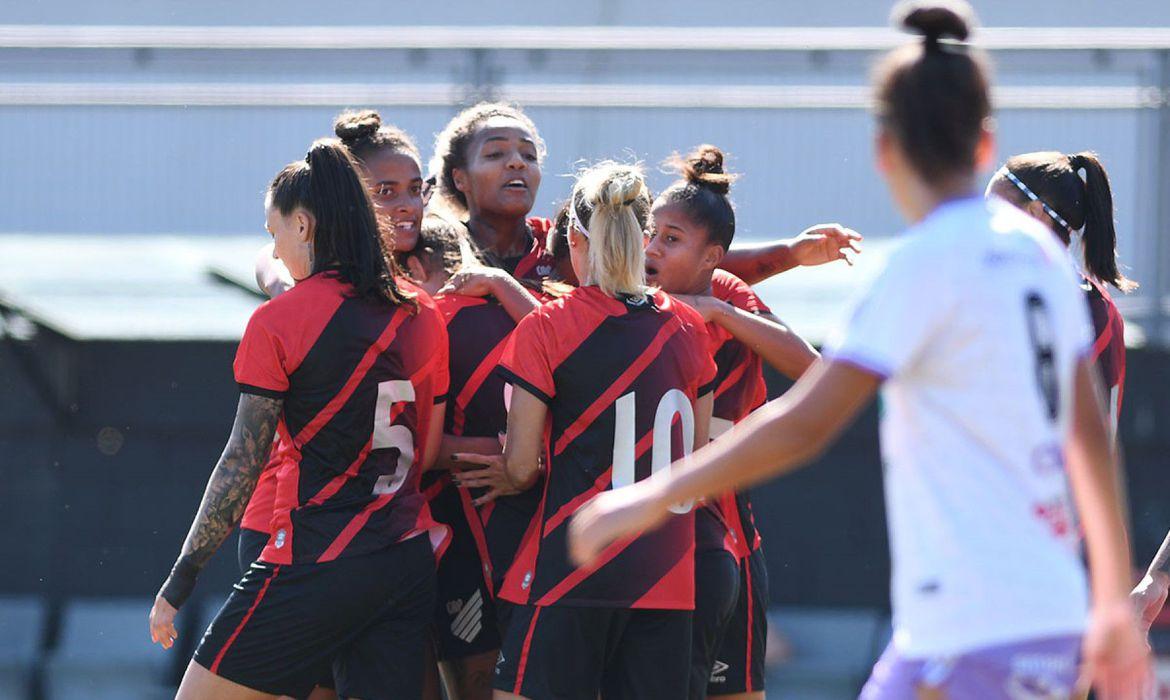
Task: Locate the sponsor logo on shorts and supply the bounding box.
[274,529,286,549]
[522,571,532,590]
[709,660,729,684]
[450,590,484,644]
[496,651,505,674]
[1005,652,1075,700]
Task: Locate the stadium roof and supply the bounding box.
[0,234,266,341]
[0,232,892,344]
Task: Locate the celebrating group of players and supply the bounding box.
[145,1,1160,698]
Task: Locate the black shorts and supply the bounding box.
[690,548,741,700]
[495,604,691,700]
[708,548,768,696]
[237,527,269,575]
[429,483,500,660]
[194,535,435,699]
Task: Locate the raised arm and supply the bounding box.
[719,224,862,285]
[569,359,878,563]
[149,393,281,649]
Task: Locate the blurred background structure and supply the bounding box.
[2,1,1170,697]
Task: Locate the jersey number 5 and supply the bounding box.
[1024,292,1059,422]
[612,389,695,514]
[372,379,416,495]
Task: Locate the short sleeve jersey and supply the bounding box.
[1083,277,1126,432]
[697,270,771,558]
[233,273,450,565]
[497,286,717,609]
[825,196,1093,656]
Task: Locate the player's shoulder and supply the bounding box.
[710,268,750,297]
[652,289,707,334]
[249,272,341,329]
[710,269,769,313]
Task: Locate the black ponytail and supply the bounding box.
[659,144,737,249]
[269,138,415,308]
[998,150,1136,292]
[1069,152,1136,292]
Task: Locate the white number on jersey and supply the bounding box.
[612,390,695,514]
[371,379,416,495]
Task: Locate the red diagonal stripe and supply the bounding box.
[317,492,395,563]
[714,355,750,399]
[552,315,681,456]
[306,438,372,507]
[541,423,658,537]
[293,310,409,446]
[210,565,281,674]
[452,335,510,436]
[534,531,638,606]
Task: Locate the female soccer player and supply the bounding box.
[986,152,1134,431]
[148,139,449,700]
[986,152,1170,642]
[569,3,1149,698]
[644,144,819,700]
[402,215,540,700]
[428,102,863,294]
[255,109,428,298]
[474,161,716,699]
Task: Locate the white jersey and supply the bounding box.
[826,196,1094,657]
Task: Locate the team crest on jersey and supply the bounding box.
[450,591,484,644]
[709,660,729,684]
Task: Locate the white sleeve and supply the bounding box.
[824,242,954,379]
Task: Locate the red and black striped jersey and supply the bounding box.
[1084,276,1126,431]
[233,273,450,565]
[700,270,771,558]
[497,286,717,610]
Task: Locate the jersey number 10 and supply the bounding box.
[611,389,695,514]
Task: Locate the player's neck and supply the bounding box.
[467,212,530,258]
[906,174,979,224]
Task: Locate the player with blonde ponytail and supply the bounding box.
[475,161,717,700]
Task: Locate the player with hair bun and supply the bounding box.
[150,139,450,700]
[645,143,820,700]
[476,161,717,700]
[570,2,1149,698]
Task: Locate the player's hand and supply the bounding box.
[438,267,505,298]
[453,453,521,506]
[789,224,862,268]
[1078,599,1152,699]
[1132,571,1170,635]
[568,479,671,568]
[148,595,179,650]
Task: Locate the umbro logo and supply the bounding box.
[450,590,484,644]
[709,660,729,683]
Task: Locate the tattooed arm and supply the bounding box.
[148,393,281,649]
